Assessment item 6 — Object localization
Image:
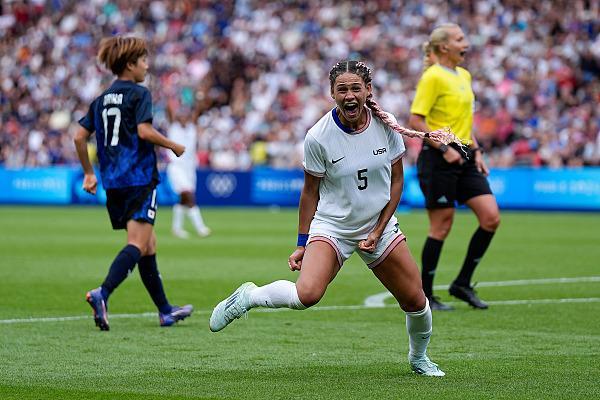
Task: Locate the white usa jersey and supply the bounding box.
[303,108,406,240]
[167,121,197,169]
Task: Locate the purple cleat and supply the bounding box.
[86,287,109,331]
[159,304,194,327]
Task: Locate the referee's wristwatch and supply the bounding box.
[439,144,449,153]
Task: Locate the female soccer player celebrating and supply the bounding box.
[74,36,193,330]
[409,24,501,310]
[210,60,455,377]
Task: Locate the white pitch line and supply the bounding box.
[436,276,600,289]
[0,312,157,324]
[309,297,600,309]
[364,276,600,307]
[482,298,600,306]
[1,297,600,325]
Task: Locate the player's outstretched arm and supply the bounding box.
[73,126,97,194]
[138,122,185,157]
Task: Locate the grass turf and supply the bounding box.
[0,206,599,399]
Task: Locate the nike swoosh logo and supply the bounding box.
[332,157,345,164]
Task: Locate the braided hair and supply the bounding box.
[328,60,462,146]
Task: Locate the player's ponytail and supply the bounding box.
[422,41,434,70]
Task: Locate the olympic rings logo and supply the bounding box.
[206,173,237,198]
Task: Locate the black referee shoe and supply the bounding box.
[427,295,454,311]
[449,283,488,309]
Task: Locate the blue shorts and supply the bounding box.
[105,184,157,230]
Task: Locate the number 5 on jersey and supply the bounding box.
[102,107,121,147]
[357,168,368,190]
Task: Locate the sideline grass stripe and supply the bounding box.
[2,297,599,324]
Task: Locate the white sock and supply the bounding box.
[248,280,306,310]
[405,298,432,359]
[187,206,207,232]
[172,204,185,232]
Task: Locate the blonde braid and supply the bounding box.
[365,96,461,146]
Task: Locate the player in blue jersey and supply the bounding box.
[74,36,193,330]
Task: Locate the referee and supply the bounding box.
[409,23,501,310]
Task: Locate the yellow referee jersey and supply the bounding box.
[410,64,474,143]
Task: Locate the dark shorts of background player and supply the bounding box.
[417,144,492,209]
[106,182,158,230]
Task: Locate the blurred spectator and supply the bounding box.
[0,0,598,170]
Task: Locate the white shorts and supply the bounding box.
[167,164,196,194]
[307,222,406,269]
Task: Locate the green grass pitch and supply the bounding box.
[0,206,599,399]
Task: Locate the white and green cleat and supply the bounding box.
[409,355,445,377]
[209,282,257,332]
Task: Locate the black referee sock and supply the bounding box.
[454,227,495,287]
[138,254,172,314]
[421,237,444,298]
[101,244,142,300]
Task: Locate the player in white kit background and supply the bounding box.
[209,61,458,377]
[166,102,211,238]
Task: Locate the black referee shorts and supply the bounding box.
[417,144,492,209]
[105,183,157,230]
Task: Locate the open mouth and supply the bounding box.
[343,102,360,119]
[459,50,468,57]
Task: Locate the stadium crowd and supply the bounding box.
[0,0,598,170]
